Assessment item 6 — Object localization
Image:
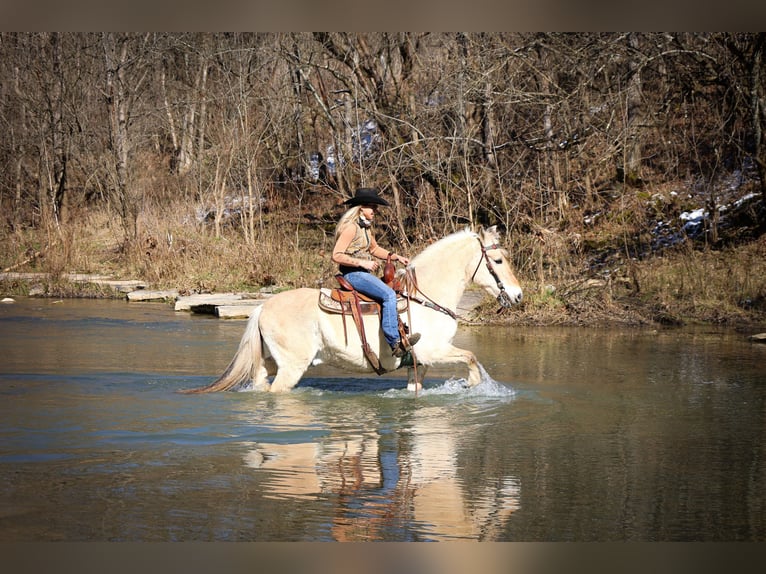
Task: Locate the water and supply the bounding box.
[0,297,764,541]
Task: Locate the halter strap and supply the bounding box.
[470,239,507,295]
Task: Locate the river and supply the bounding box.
[0,297,764,541]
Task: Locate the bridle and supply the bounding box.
[403,237,512,322]
[470,239,508,299]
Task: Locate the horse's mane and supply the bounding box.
[410,227,479,266]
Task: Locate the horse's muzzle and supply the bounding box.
[497,289,522,308]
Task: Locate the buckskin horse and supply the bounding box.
[182,226,523,394]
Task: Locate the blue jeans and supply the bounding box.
[343,271,400,348]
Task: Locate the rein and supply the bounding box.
[402,237,504,324]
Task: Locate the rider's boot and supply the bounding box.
[391,333,421,357]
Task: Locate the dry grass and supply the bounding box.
[630,238,766,325]
[494,188,766,327]
[497,235,766,327]
[2,198,765,328]
[0,201,340,296]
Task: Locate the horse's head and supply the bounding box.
[471,226,523,308]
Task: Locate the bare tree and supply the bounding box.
[158,33,213,179]
[1,32,763,260]
[0,33,73,228]
[101,32,154,243]
[721,33,766,204]
[621,33,646,187]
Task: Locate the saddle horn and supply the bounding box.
[383,253,396,285]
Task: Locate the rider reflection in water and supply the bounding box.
[332,187,420,358]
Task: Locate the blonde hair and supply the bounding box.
[334,206,363,240]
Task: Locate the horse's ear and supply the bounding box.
[477,225,498,240]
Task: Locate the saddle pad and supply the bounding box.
[318,288,408,315]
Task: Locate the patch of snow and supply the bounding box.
[584,212,600,225]
[680,207,707,222]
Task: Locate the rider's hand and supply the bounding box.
[364,260,379,272]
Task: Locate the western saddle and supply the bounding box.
[318,256,416,374]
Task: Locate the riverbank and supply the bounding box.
[2,248,766,332]
[2,197,765,330]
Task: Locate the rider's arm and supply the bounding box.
[371,242,409,265]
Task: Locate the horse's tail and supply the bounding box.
[179,305,264,394]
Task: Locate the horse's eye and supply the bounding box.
[493,258,502,264]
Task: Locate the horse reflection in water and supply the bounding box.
[241,395,520,541]
[183,226,522,394]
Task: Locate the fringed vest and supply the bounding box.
[339,223,372,274]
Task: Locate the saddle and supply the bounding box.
[317,256,414,374]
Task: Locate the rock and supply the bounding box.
[0,272,48,281]
[82,278,147,293]
[456,288,485,313]
[748,333,766,343]
[175,293,244,312]
[127,289,179,302]
[63,273,112,282]
[0,272,148,294]
[174,292,265,312]
[1,297,14,303]
[215,304,261,319]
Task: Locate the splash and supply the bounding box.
[383,362,515,399]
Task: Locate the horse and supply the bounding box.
[181,225,523,394]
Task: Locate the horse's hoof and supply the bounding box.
[406,382,422,392]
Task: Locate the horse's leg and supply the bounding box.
[455,347,481,387]
[259,288,321,393]
[250,359,273,391]
[431,344,482,387]
[407,364,428,392]
[269,363,311,393]
[456,347,481,386]
[263,332,315,393]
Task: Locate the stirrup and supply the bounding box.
[392,333,421,357]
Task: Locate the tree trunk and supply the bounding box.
[750,34,766,204]
[48,32,67,226]
[102,33,136,242]
[623,32,644,187]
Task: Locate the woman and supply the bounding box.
[332,187,420,357]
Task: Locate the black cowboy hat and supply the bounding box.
[343,187,390,207]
